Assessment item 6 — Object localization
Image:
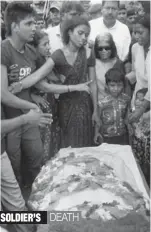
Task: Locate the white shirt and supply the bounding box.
[127,43,150,107]
[46,24,63,53]
[89,17,131,61]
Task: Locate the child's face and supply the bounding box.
[132,23,140,43]
[135,92,145,108]
[127,15,135,25]
[38,35,51,57]
[107,81,124,97]
[118,9,127,24]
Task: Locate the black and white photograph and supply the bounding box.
[0,0,150,231]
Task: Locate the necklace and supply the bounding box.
[8,38,25,54]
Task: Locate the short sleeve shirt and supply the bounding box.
[1,39,38,118]
[98,93,130,137]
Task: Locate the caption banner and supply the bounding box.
[0,211,82,224]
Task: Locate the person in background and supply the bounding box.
[46,1,85,53]
[135,1,145,16]
[128,88,150,186]
[46,1,61,28]
[88,3,102,20]
[94,68,130,146]
[1,2,51,188]
[36,14,45,30]
[94,32,131,102]
[126,9,136,34]
[126,14,150,123]
[117,4,127,24]
[1,105,52,232]
[90,0,131,62]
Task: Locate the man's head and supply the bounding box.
[102,1,119,26]
[105,68,125,97]
[49,2,61,27]
[127,9,136,25]
[4,2,36,42]
[60,1,85,21]
[117,4,127,24]
[88,3,102,20]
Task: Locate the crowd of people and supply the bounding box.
[0,1,150,232]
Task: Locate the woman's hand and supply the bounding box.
[94,132,103,145]
[31,94,50,109]
[92,110,100,127]
[75,80,93,94]
[128,108,144,123]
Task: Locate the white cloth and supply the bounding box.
[95,58,116,101]
[127,43,150,107]
[144,47,150,102]
[45,24,63,53]
[89,17,131,61]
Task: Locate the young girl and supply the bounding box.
[94,68,130,145]
[129,88,150,186]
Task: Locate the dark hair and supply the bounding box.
[94,33,117,60]
[102,1,120,8]
[60,1,85,15]
[61,15,90,45]
[137,14,150,32]
[4,2,36,36]
[127,9,136,17]
[32,30,48,47]
[136,88,148,97]
[119,4,126,10]
[105,68,125,85]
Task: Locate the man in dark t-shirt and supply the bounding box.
[1,2,45,187]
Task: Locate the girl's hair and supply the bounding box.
[136,88,148,97]
[137,14,150,31]
[94,33,117,59]
[32,30,48,47]
[105,68,125,85]
[61,15,90,45]
[4,2,36,36]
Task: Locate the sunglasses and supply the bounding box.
[98,46,111,51]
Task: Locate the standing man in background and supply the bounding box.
[89,0,131,62]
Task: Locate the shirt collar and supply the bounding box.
[102,17,118,30]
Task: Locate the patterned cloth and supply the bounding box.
[51,47,95,148]
[98,93,130,138]
[130,117,150,186]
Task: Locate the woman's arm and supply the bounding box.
[20,57,55,89]
[1,65,38,110]
[88,66,99,125]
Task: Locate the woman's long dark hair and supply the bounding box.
[94,33,117,60]
[61,15,90,45]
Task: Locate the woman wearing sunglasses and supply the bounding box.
[94,32,130,102]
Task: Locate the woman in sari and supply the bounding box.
[9,16,98,148]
